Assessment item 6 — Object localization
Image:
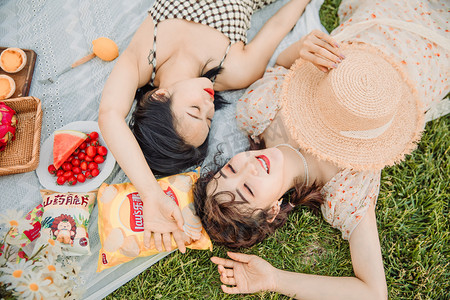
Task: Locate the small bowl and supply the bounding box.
[0,75,16,100]
[0,48,27,73]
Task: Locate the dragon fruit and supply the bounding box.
[0,102,18,151]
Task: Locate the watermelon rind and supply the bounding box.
[53,130,87,169]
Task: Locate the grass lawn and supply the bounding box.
[107,1,449,299]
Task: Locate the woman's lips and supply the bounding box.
[256,155,270,174]
[204,88,214,98]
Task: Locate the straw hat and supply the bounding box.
[280,42,424,170]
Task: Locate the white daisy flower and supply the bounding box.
[37,256,66,287]
[44,238,63,257]
[15,270,51,300]
[33,236,62,258]
[0,209,33,233]
[0,259,34,286]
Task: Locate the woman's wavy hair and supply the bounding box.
[193,141,324,249]
[130,66,227,176]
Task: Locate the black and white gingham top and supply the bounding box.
[148,0,276,85]
[149,0,277,44]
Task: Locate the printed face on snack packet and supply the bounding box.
[58,221,71,231]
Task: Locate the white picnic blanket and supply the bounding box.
[0,0,326,298]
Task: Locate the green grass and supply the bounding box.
[107,2,449,299]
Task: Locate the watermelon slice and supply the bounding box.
[53,130,87,169]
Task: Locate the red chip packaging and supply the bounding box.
[36,190,96,256]
[97,168,212,272]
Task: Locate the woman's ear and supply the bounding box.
[152,89,170,102]
[267,199,282,223]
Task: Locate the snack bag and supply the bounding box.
[97,168,212,272]
[36,190,97,256]
[8,204,45,261]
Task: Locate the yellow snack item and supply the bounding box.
[97,168,212,272]
[0,48,27,73]
[92,37,119,61]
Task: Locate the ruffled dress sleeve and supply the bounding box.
[320,169,381,240]
[236,66,288,142]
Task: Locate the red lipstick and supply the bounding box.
[204,88,214,98]
[256,155,270,174]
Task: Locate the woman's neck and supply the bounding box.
[276,145,308,191]
[263,113,341,186]
[152,19,229,88]
[157,54,202,88]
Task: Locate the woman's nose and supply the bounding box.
[203,96,214,109]
[239,161,258,176]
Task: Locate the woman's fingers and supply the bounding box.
[172,230,186,254]
[153,232,163,252]
[211,256,236,268]
[300,30,346,71]
[313,29,341,49]
[144,229,152,248]
[220,274,236,286]
[302,51,337,70]
[311,36,343,62]
[171,204,185,231]
[218,265,234,278]
[145,231,186,253]
[227,251,252,263]
[221,285,240,294]
[317,65,329,73]
[162,232,172,252]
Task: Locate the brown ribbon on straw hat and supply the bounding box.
[280,42,425,171]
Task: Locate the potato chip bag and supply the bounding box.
[97,168,212,272]
[36,190,96,256]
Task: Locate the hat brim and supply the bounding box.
[280,43,424,170]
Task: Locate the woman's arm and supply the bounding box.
[98,17,187,253]
[211,205,387,299]
[217,0,312,90]
[276,29,344,71]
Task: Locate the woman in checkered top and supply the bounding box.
[99,0,312,254]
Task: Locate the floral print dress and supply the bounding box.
[236,0,449,240]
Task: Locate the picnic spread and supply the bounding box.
[0,0,327,298]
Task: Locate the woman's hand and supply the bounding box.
[142,192,187,253]
[298,29,345,72]
[210,252,277,294]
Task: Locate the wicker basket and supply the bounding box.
[0,97,42,175]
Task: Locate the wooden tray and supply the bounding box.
[0,97,43,176]
[0,47,37,98]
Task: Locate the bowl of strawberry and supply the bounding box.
[36,121,116,192]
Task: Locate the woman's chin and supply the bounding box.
[263,147,284,176]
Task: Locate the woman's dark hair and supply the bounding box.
[193,143,324,249]
[130,66,227,176]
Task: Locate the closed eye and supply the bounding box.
[244,183,254,196]
[187,112,200,120]
[228,164,236,173]
[188,106,211,129]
